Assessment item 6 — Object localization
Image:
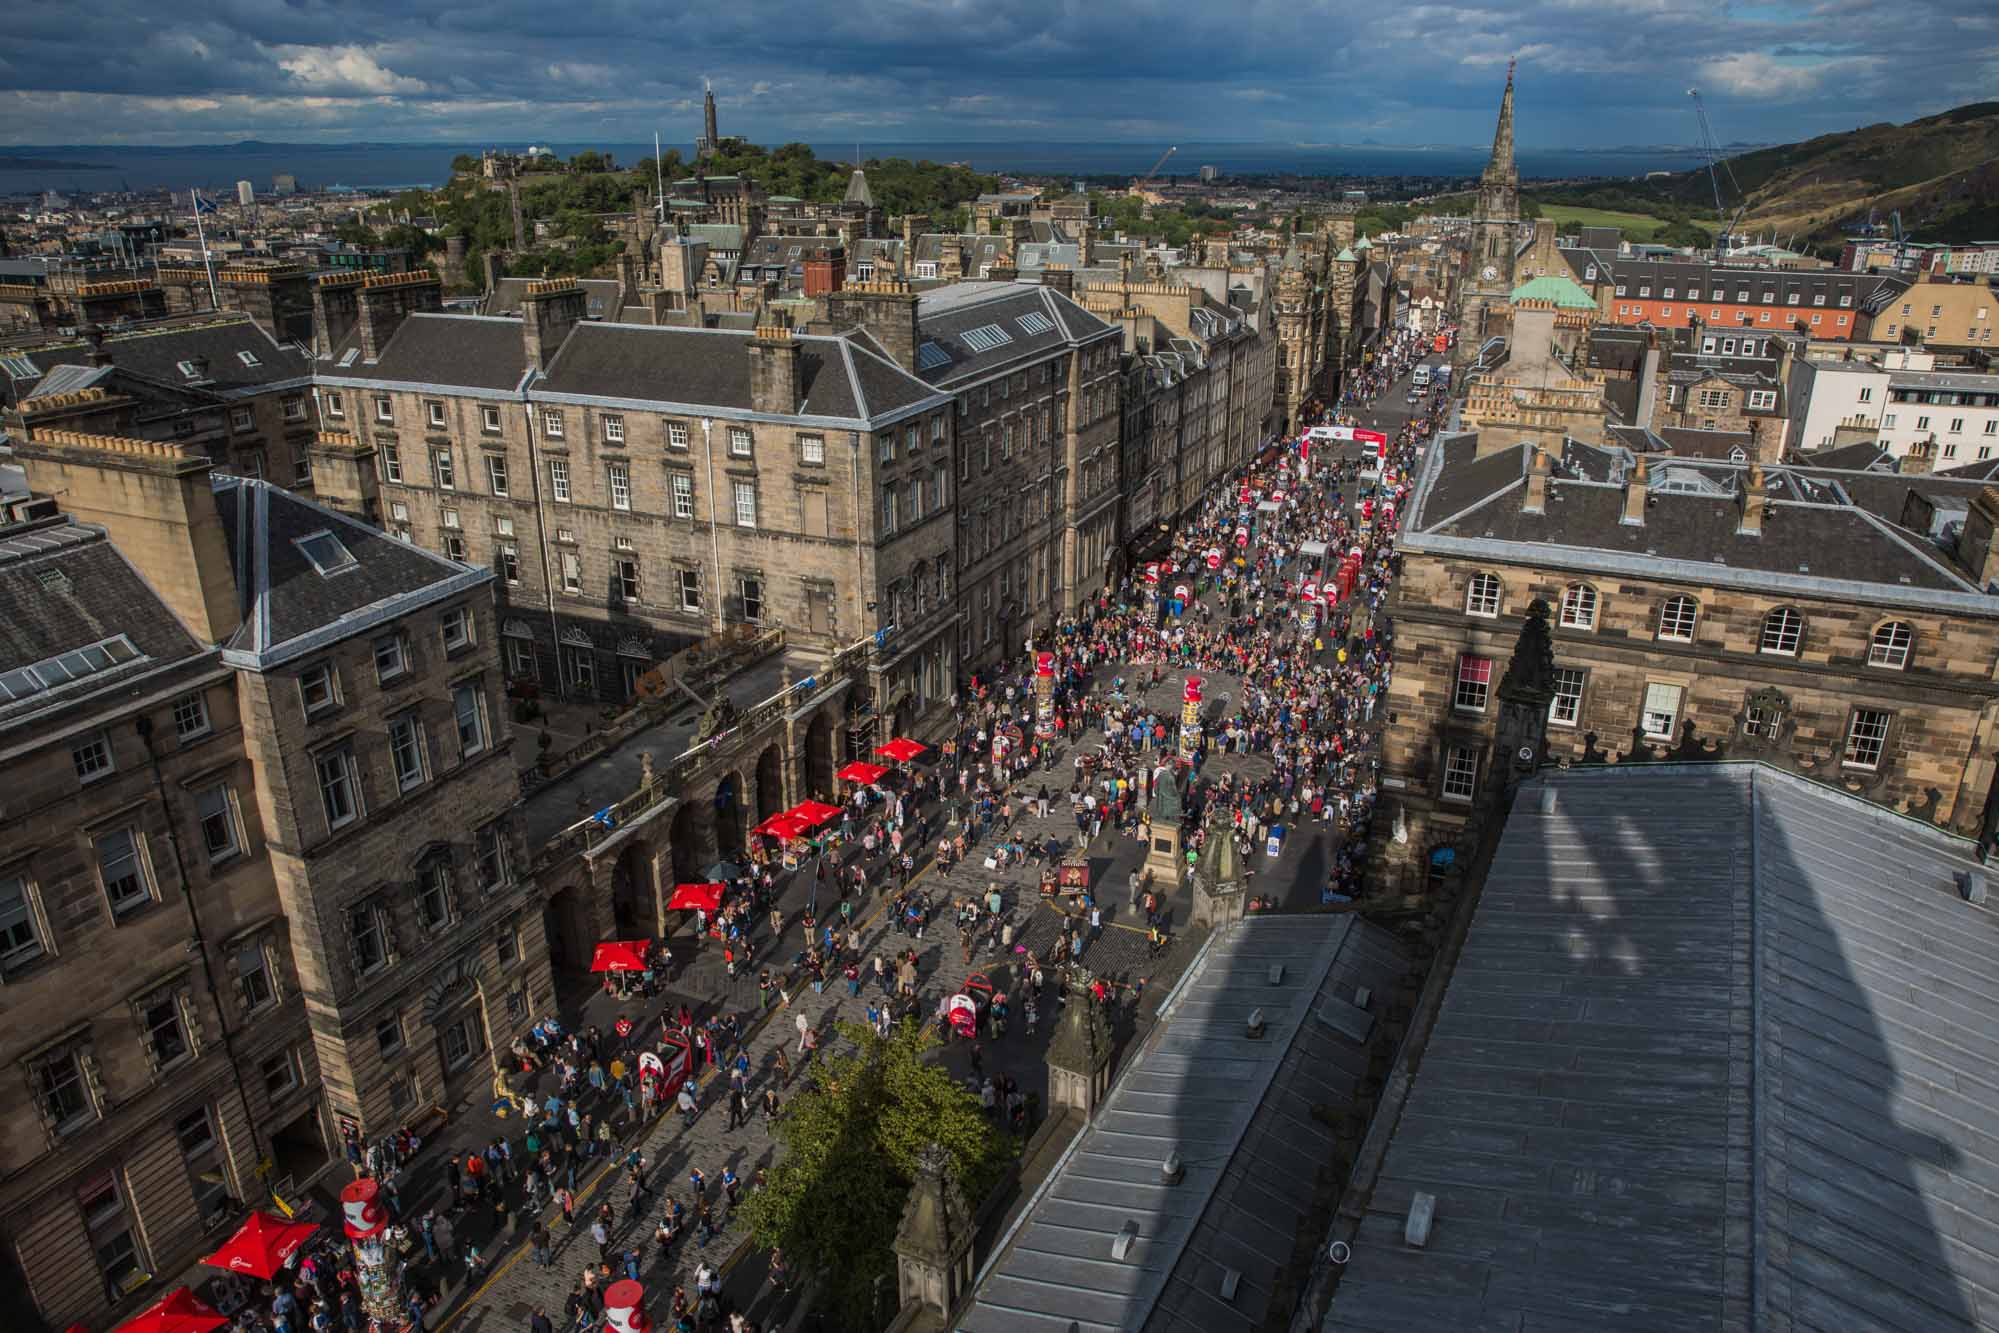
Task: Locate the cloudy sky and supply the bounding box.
[2,0,1994,148]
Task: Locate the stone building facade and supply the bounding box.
[1375,433,1999,891]
[309,272,959,739]
[1,426,543,1332]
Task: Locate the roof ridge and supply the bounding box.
[836,334,867,420]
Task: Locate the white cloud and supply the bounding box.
[1229,88,1286,102]
[1701,52,1826,99]
[269,45,428,96]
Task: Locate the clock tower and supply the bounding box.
[1453,62,1522,379]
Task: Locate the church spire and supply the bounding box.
[1484,59,1517,188]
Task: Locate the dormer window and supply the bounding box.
[237,350,261,367]
[177,360,199,378]
[295,530,357,576]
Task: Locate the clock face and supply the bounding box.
[1480,264,1499,282]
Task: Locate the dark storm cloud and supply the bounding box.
[1,0,1993,146]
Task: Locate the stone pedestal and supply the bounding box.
[1191,827,1249,930]
[1143,767,1187,887]
[894,1144,975,1316]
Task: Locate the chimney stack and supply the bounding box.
[902,213,929,250]
[1959,487,1999,589]
[311,272,365,357]
[81,322,112,368]
[1040,264,1075,297]
[11,429,242,644]
[1621,455,1648,526]
[748,306,803,415]
[1738,464,1767,537]
[1522,445,1554,514]
[355,269,442,361]
[520,276,589,371]
[825,276,921,373]
[1903,437,1936,476]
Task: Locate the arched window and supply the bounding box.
[1558,583,1599,631]
[1868,620,1913,670]
[1760,607,1804,656]
[1657,595,1699,643]
[1465,572,1502,618]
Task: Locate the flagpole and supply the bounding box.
[191,186,219,310]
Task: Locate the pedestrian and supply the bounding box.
[530,1220,552,1267]
[591,1217,611,1263]
[794,1010,810,1053]
[529,1308,554,1333]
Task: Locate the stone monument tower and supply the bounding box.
[1190,825,1249,929]
[1453,60,1522,380]
[894,1144,975,1316]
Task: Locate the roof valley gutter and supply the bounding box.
[1747,769,1766,1328]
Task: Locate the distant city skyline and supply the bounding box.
[2,0,1992,150]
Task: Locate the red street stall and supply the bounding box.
[116,1289,227,1333]
[590,939,652,973]
[202,1212,320,1280]
[835,760,889,785]
[875,737,928,763]
[781,800,841,831]
[638,1036,695,1106]
[666,883,724,914]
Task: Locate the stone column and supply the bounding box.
[1143,767,1187,887]
[1045,982,1113,1117]
[1190,826,1249,930]
[893,1144,975,1316]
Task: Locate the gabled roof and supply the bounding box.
[1330,763,1999,1333]
[484,276,623,320]
[11,315,311,400]
[962,914,1409,1333]
[1509,273,1596,310]
[212,476,490,668]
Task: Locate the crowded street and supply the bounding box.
[228,333,1453,1333]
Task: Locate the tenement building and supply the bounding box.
[1374,432,1999,889]
[308,271,961,737]
[862,277,1123,667]
[1,426,543,1331]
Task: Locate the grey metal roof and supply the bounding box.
[23,362,113,400]
[961,913,1409,1333]
[913,282,1114,388]
[1326,762,1999,1333]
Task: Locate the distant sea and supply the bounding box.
[0,139,1713,195]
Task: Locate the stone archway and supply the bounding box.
[612,839,659,938]
[669,802,702,886]
[803,710,835,800]
[755,744,785,821]
[542,885,593,972]
[714,770,745,857]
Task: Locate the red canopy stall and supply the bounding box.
[666,882,725,914]
[590,939,652,973]
[875,737,928,762]
[117,1291,227,1333]
[202,1212,320,1280]
[781,800,841,830]
[836,760,889,785]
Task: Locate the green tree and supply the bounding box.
[569,150,612,174]
[743,1020,1012,1329]
[334,219,378,247]
[450,154,480,175]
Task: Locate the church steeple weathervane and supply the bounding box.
[1485,59,1518,189]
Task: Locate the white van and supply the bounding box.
[1411,366,1433,389]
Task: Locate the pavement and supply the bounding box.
[332,348,1450,1333]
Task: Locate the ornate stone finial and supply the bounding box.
[639,751,656,791]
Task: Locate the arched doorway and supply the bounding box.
[542,886,592,972]
[612,840,657,938]
[755,744,784,821]
[714,772,744,855]
[804,712,834,799]
[669,803,700,887]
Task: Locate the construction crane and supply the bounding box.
[1133,146,1178,192]
[1686,89,1750,259]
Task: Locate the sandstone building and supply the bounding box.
[1374,432,1999,890]
[1452,64,1526,379]
[0,427,541,1331]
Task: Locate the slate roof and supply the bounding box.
[1327,763,1999,1333]
[484,277,623,320]
[1404,432,1999,612]
[316,313,529,393]
[962,914,1410,1333]
[212,476,490,668]
[1561,250,1909,315]
[9,316,312,401]
[913,281,1115,388]
[1796,440,1894,472]
[536,323,940,424]
[0,519,209,724]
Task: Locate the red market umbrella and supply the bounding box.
[782,800,842,830]
[590,939,652,973]
[836,760,889,785]
[116,1290,226,1333]
[667,882,725,913]
[875,737,928,762]
[202,1211,320,1280]
[752,812,809,839]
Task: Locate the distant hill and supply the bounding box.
[1541,102,1999,255]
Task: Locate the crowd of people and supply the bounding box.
[263,339,1451,1333]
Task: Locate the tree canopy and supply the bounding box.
[742,1019,1012,1331]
